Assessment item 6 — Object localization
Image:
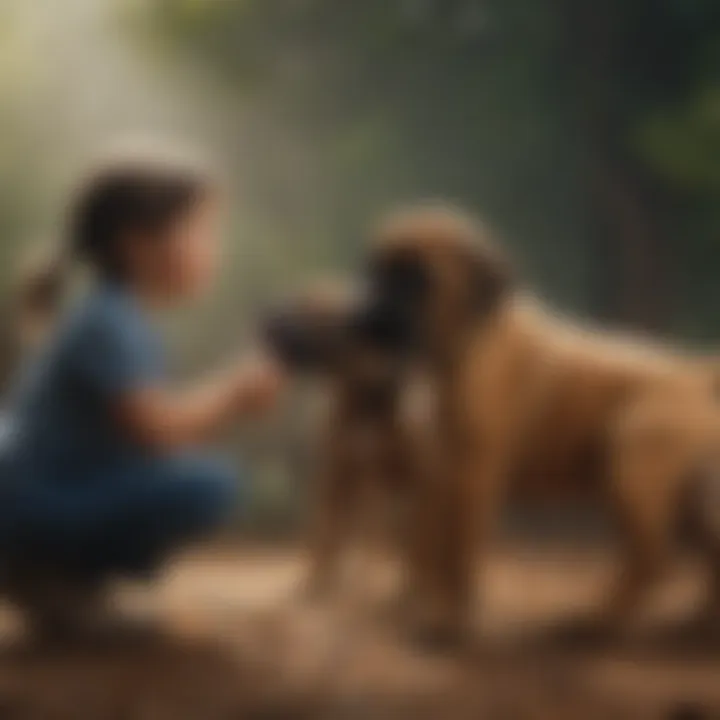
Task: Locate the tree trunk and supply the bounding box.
[555,0,667,331]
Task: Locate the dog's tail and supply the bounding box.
[0,244,67,393]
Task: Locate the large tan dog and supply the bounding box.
[263,282,438,603]
[352,203,720,643]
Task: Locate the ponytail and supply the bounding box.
[11,242,68,347]
[0,243,67,393]
[0,149,213,392]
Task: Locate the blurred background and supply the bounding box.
[3,0,720,535]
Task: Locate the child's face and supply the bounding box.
[128,194,223,304]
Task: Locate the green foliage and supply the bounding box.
[637,85,720,193]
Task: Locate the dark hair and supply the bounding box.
[67,155,214,280]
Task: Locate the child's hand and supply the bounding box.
[234,354,286,415]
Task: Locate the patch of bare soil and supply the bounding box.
[0,547,717,719]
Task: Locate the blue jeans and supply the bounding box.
[0,453,238,579]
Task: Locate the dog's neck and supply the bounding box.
[425,296,514,377]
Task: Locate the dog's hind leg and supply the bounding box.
[601,408,689,631]
[688,457,720,625]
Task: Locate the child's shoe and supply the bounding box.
[0,562,156,646]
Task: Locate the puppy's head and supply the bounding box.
[354,203,513,361]
[263,279,407,401]
[263,279,354,373]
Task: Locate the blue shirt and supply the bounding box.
[3,283,165,486]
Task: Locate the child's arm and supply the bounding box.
[113,356,284,451]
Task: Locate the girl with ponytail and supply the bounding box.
[0,150,284,639]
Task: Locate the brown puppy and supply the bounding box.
[354,203,720,643]
[263,281,438,604]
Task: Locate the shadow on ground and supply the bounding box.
[0,547,717,719]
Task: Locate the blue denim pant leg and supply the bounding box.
[4,453,239,579]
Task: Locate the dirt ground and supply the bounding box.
[0,545,718,719]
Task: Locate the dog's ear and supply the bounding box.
[467,238,513,319]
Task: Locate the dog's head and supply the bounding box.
[262,279,405,396]
[353,203,513,362]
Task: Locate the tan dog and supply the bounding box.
[352,203,720,643]
[263,282,438,604]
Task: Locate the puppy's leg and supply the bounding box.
[449,450,507,639]
[392,398,466,642]
[401,469,436,611]
[390,423,439,614]
[304,451,356,601]
[398,468,451,628]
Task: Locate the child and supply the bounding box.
[0,151,283,638]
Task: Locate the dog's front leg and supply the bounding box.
[416,406,517,648]
[437,444,509,646]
